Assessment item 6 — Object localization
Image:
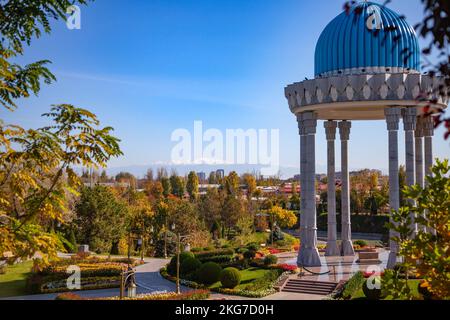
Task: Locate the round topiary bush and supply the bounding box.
[220,267,241,289]
[167,251,195,275]
[362,278,382,300]
[197,262,222,285]
[264,254,278,266]
[246,242,260,251]
[179,251,195,262]
[243,249,256,260]
[181,257,202,276]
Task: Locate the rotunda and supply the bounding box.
[284,1,448,267]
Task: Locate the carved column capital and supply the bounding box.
[302,112,318,135]
[384,107,401,131]
[402,108,417,131]
[296,114,306,136]
[324,121,338,141]
[338,121,352,141]
[415,116,425,138]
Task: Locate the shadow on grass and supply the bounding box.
[0,279,29,298]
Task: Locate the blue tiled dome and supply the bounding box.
[315,1,420,78]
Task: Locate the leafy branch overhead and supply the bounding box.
[0,0,124,268]
[0,0,90,111]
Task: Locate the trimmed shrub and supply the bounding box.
[220,268,241,289]
[197,262,222,285]
[362,278,382,300]
[197,255,233,264]
[353,240,368,247]
[179,251,195,262]
[194,248,234,259]
[263,255,278,266]
[181,257,202,276]
[235,247,248,254]
[243,250,256,260]
[167,251,195,275]
[317,214,389,235]
[246,243,260,251]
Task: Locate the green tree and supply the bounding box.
[221,195,243,237]
[198,187,223,230]
[74,186,128,254]
[160,177,171,197]
[225,171,240,195]
[186,171,199,201]
[170,174,185,198]
[208,171,217,184]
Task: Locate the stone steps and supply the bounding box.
[281,279,338,296]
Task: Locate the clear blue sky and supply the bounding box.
[3,0,449,177]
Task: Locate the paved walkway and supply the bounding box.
[3,257,328,301]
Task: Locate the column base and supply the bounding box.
[340,240,355,256]
[297,247,322,267]
[325,241,340,257]
[387,251,398,269]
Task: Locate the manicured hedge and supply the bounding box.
[264,255,278,266]
[194,249,234,259]
[317,214,389,234]
[197,255,233,264]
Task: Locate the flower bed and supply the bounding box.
[160,266,290,298]
[55,290,210,300]
[27,257,136,294]
[40,276,120,293]
[271,264,299,272]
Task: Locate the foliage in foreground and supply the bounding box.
[0,0,122,269]
[386,160,450,300]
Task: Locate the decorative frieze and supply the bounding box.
[285,73,449,112]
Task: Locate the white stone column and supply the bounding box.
[423,115,435,235]
[297,112,321,267]
[415,117,424,188]
[385,107,401,269]
[338,121,355,256]
[403,108,417,237]
[324,121,339,256]
[415,117,425,232]
[423,116,434,180]
[297,114,307,257]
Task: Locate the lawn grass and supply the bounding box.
[0,260,34,298]
[209,267,273,290]
[351,279,422,300]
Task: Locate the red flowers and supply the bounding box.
[272,264,297,272]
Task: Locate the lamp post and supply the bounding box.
[172,223,189,295]
[164,216,169,259]
[271,215,277,246]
